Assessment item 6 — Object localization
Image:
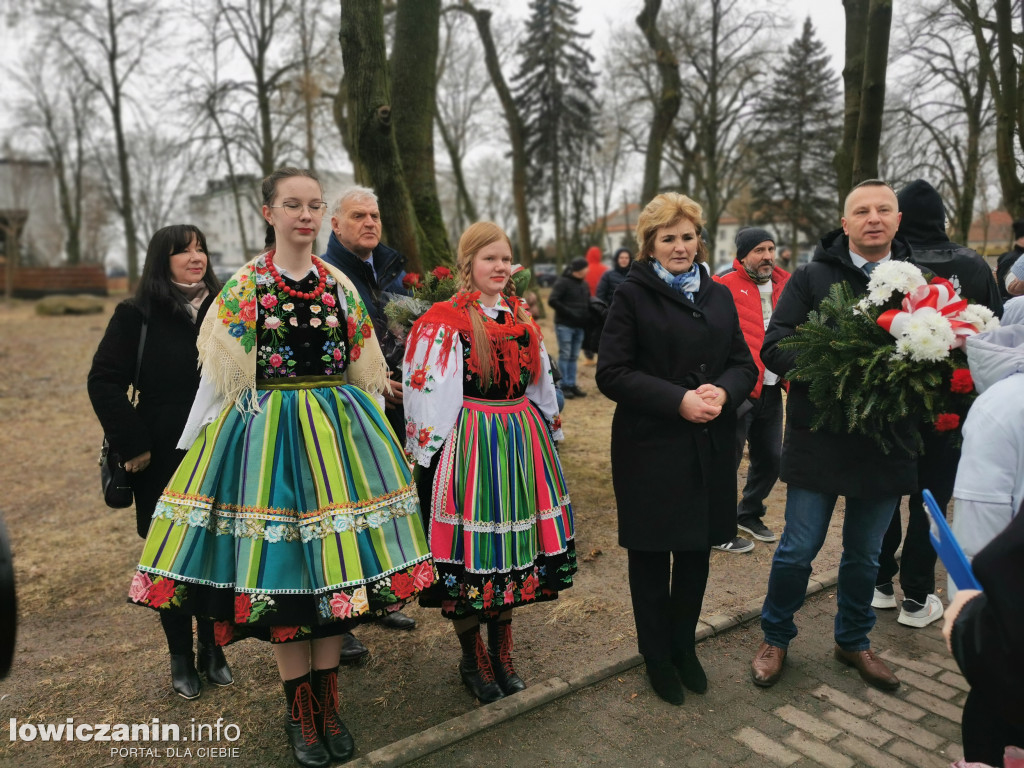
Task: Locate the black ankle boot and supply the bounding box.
[645,658,684,705]
[672,647,707,694]
[487,620,526,695]
[456,626,504,704]
[197,642,234,687]
[169,654,200,700]
[311,668,355,762]
[282,675,330,768]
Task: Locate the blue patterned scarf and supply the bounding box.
[652,260,701,301]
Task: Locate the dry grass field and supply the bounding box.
[0,292,846,767]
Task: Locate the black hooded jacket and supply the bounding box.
[761,229,918,498]
[896,179,1002,315]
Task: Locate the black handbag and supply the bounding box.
[99,322,147,509]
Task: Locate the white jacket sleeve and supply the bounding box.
[177,372,228,449]
[401,323,465,467]
[524,340,564,440]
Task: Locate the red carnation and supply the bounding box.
[431,266,453,280]
[402,272,422,289]
[934,413,960,432]
[950,368,974,394]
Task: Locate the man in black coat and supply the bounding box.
[321,185,417,642]
[547,257,591,398]
[872,179,1003,629]
[751,180,918,693]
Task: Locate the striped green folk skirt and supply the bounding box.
[422,396,576,620]
[129,380,434,644]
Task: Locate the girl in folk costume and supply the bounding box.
[128,168,433,768]
[403,221,576,704]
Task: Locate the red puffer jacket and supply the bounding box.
[714,261,790,399]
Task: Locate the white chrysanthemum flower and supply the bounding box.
[863,262,928,306]
[956,304,1000,332]
[894,312,956,362]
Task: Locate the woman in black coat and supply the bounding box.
[87,224,231,700]
[596,193,756,706]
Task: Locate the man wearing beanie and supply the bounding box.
[548,257,591,398]
[711,228,790,554]
[872,179,1002,627]
[996,219,1024,301]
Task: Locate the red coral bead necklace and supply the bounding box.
[265,250,328,300]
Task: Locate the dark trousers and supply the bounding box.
[962,689,1024,766]
[734,384,783,523]
[160,613,215,655]
[627,549,710,661]
[876,431,959,603]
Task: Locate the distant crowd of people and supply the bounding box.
[88,169,1024,767]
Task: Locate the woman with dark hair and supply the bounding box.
[88,224,229,700]
[126,168,433,768]
[596,192,756,705]
[403,221,575,705]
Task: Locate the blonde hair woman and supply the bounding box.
[596,192,756,705]
[402,221,576,704]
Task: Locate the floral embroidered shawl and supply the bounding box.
[197,253,390,412]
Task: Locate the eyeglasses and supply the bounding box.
[269,201,328,218]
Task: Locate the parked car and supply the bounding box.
[534,263,558,287]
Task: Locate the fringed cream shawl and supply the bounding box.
[196,253,391,413]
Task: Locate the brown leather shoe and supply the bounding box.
[834,646,900,691]
[751,642,786,687]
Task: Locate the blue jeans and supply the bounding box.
[760,486,898,651]
[555,324,585,388]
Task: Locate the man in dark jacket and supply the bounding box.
[872,179,1003,629]
[321,185,416,641]
[751,180,917,693]
[548,257,590,398]
[996,219,1024,301]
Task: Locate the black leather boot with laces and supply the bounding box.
[311,667,355,762]
[282,675,330,768]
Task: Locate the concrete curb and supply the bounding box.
[347,567,842,767]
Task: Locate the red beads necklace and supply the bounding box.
[265,250,328,300]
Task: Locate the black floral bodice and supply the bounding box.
[256,270,349,379]
[460,311,533,400]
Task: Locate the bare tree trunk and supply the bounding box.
[339,0,422,269]
[993,0,1024,215]
[436,113,479,225]
[851,0,891,184]
[835,0,869,202]
[460,2,532,266]
[636,0,681,206]
[392,0,451,269]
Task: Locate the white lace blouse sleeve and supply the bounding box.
[402,323,465,467]
[177,372,229,449]
[525,339,564,440]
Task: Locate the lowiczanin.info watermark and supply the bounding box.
[9,717,243,759]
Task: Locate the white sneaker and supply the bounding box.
[897,594,944,627]
[871,585,897,610]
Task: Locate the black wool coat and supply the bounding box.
[761,229,918,499]
[87,296,213,537]
[596,262,756,551]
